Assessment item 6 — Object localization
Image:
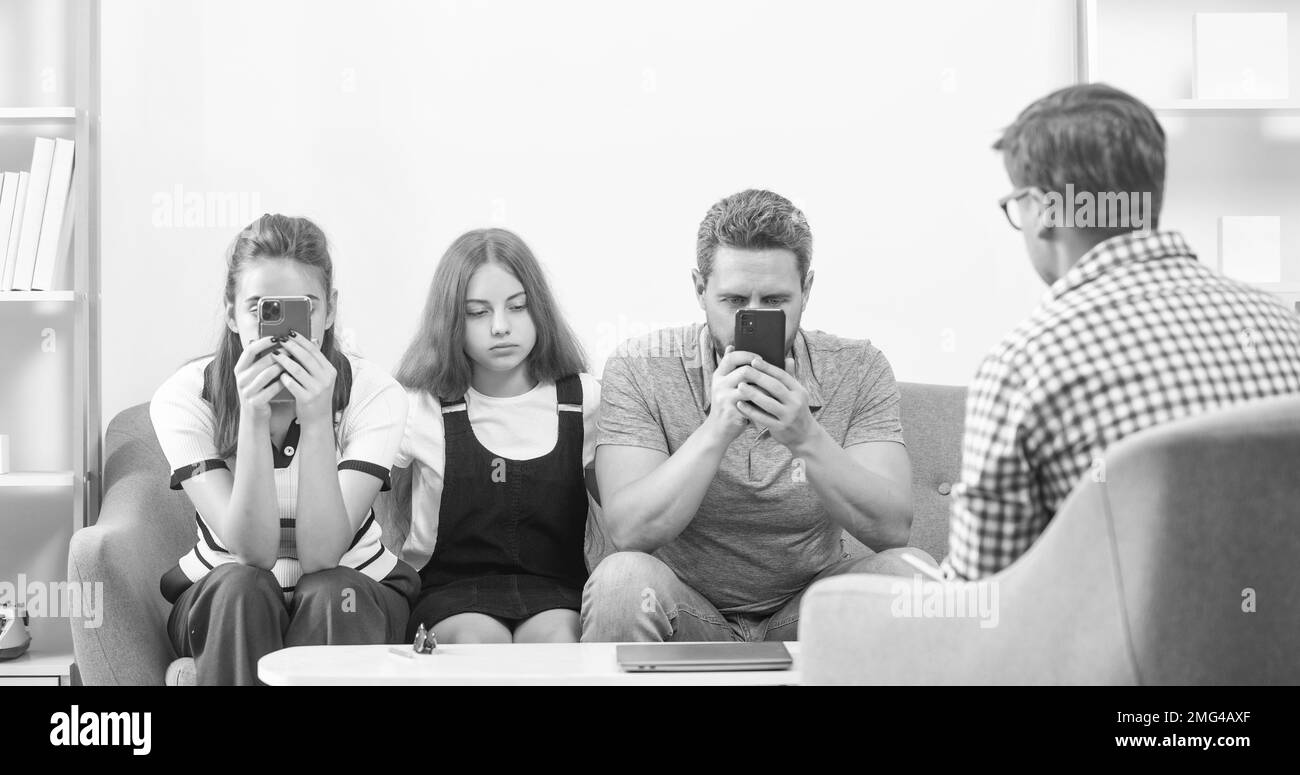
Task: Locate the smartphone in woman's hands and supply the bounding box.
[257,296,313,403]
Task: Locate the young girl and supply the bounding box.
[150,214,418,685]
[392,228,599,643]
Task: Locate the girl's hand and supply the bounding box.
[272,331,337,427]
[234,336,285,420]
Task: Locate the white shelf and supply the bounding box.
[0,649,74,682]
[0,471,76,488]
[0,107,77,120]
[1078,2,1300,117]
[0,291,76,302]
[1154,99,1300,115]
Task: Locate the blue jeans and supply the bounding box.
[580,547,934,642]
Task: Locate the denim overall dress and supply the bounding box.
[408,374,590,631]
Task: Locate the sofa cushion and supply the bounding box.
[875,381,964,563]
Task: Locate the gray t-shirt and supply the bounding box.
[597,322,904,614]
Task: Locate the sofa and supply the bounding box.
[67,382,967,685]
[799,393,1300,685]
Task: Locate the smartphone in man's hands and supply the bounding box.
[257,296,313,404]
[733,308,786,368]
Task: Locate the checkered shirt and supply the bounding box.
[942,230,1300,580]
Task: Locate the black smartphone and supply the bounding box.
[733,308,786,368]
[257,296,313,403]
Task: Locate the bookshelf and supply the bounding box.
[0,107,77,120]
[1078,0,1300,310]
[0,291,76,302]
[0,0,99,680]
[0,472,76,488]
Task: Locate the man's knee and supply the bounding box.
[584,551,673,604]
[858,546,937,576]
[883,546,936,564]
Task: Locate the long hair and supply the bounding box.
[389,228,586,521]
[202,213,354,459]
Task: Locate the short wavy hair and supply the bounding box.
[696,189,812,283]
[995,83,1165,230]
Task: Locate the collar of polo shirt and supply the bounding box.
[696,323,825,413]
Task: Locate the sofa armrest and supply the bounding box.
[69,522,174,685]
[799,574,995,685]
[799,488,1137,686]
[69,430,189,686]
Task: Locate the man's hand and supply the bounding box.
[703,346,759,446]
[735,356,819,452]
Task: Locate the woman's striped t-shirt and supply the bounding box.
[150,354,408,602]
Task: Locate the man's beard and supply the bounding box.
[709,331,730,361]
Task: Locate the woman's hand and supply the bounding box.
[234,336,285,421]
[272,331,337,427]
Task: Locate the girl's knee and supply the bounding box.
[433,614,512,644]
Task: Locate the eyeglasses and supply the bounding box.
[997,186,1037,231]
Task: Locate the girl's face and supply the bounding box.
[462,261,536,376]
[226,258,336,346]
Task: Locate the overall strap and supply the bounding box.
[554,375,585,472]
[555,374,583,414]
[438,394,470,435]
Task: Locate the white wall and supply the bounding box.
[101,0,1078,426]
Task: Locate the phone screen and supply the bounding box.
[733,308,786,368]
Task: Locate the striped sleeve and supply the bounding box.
[149,359,227,490]
[336,362,409,491]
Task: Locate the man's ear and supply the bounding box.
[1030,188,1056,242]
[690,268,707,311]
[801,269,814,314]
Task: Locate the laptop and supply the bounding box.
[616,642,793,672]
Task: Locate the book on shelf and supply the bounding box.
[31,138,75,291]
[0,171,20,288]
[0,137,75,292]
[1,172,29,290]
[9,137,55,292]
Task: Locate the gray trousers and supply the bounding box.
[167,563,415,685]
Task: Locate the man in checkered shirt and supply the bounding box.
[941,83,1300,581]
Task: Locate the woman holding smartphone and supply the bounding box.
[150,213,417,685]
[391,228,600,644]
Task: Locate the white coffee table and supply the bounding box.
[258,642,802,686]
